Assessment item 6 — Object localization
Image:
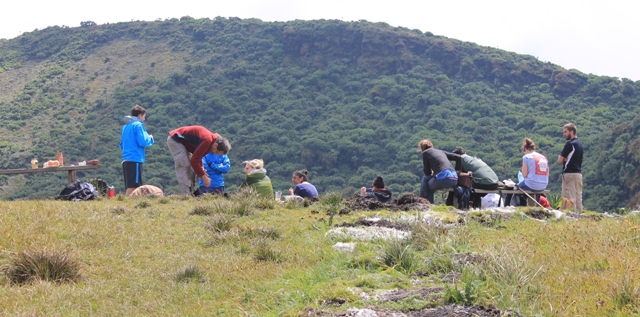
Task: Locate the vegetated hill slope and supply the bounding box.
[0,17,638,210]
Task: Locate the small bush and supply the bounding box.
[380,239,419,274]
[254,242,283,262]
[175,265,206,283]
[206,213,234,233]
[3,250,81,284]
[190,205,214,216]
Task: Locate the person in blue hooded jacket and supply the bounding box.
[198,153,230,194]
[120,105,154,196]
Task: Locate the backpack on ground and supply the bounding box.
[453,186,471,209]
[55,180,99,201]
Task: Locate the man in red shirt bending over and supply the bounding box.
[167,126,231,195]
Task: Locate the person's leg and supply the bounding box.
[563,173,583,213]
[428,178,457,204]
[422,175,436,203]
[167,136,193,195]
[123,161,142,196]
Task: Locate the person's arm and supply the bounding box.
[445,151,462,171]
[422,152,432,176]
[190,136,216,178]
[557,155,567,164]
[212,156,230,174]
[521,160,528,178]
[558,142,572,164]
[135,124,154,147]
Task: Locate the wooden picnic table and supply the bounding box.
[0,165,102,183]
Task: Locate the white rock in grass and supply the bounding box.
[325,227,409,241]
[332,242,356,253]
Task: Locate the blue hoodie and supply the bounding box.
[198,153,231,188]
[120,116,154,163]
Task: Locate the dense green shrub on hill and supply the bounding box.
[0,17,638,210]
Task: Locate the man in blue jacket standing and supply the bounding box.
[120,105,155,196]
[198,152,230,195]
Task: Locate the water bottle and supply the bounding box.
[108,186,115,198]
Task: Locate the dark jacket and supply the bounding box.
[422,148,454,176]
[364,189,393,202]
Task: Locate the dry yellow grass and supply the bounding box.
[2,197,639,316]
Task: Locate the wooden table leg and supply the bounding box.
[68,170,76,183]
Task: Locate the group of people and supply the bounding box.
[119,105,319,201]
[418,122,583,212]
[120,105,584,212]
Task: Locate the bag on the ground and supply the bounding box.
[55,180,99,201]
[129,185,164,197]
[453,186,471,209]
[481,193,503,208]
[457,171,472,188]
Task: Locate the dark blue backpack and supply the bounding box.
[453,186,471,209]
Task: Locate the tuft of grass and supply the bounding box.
[241,226,281,240]
[255,197,276,210]
[410,223,450,251]
[229,201,253,216]
[205,213,234,233]
[380,239,419,274]
[159,197,170,204]
[174,265,206,283]
[443,279,482,305]
[284,198,303,209]
[110,206,127,215]
[424,255,457,275]
[3,250,81,284]
[254,242,283,263]
[611,275,640,310]
[116,194,125,201]
[136,201,151,208]
[321,191,343,213]
[190,205,214,216]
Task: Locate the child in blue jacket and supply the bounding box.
[198,153,230,194]
[120,105,154,196]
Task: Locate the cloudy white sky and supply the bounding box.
[2,0,638,80]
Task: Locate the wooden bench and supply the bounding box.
[0,165,102,183]
[444,188,550,208]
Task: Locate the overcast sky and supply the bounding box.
[2,0,638,80]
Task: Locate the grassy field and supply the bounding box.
[1,193,639,316]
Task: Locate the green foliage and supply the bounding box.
[1,18,639,212]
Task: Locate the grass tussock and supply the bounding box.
[205,213,235,233]
[110,206,127,215]
[190,205,214,216]
[135,200,151,208]
[254,241,283,263]
[174,265,206,283]
[3,250,81,285]
[380,239,419,274]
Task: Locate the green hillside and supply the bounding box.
[0,17,639,210]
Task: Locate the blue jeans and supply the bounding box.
[420,175,458,204]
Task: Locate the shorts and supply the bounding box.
[123,161,143,189]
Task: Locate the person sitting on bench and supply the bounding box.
[445,146,500,207]
[505,138,549,206]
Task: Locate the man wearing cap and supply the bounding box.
[167,126,231,195]
[558,123,583,212]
